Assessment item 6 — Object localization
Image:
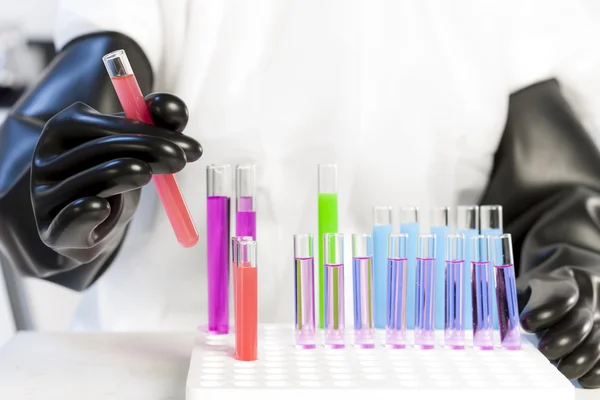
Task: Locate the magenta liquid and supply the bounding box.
[295,257,316,349]
[472,261,494,350]
[207,196,230,334]
[236,196,256,239]
[415,258,435,349]
[444,260,465,349]
[386,257,408,348]
[352,257,375,348]
[324,263,345,348]
[495,264,521,350]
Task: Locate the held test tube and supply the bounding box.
[481,205,503,330]
[318,165,339,329]
[236,165,256,239]
[324,233,345,348]
[294,234,316,349]
[386,234,408,348]
[445,234,466,349]
[400,206,420,330]
[235,240,258,361]
[430,207,452,330]
[471,235,494,350]
[207,165,231,334]
[352,234,375,348]
[457,205,479,330]
[491,234,521,350]
[373,206,393,329]
[415,234,436,349]
[102,50,198,248]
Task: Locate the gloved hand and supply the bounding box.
[31,93,202,264]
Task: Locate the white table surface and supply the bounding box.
[0,332,598,400]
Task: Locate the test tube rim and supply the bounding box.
[373,205,393,226]
[417,233,436,259]
[445,233,466,261]
[102,49,133,78]
[351,233,373,258]
[388,233,408,259]
[237,240,258,267]
[324,232,344,265]
[399,206,419,223]
[293,233,314,259]
[430,206,451,227]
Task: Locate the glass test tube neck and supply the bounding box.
[324,233,344,265]
[457,205,479,230]
[102,49,133,78]
[232,236,253,263]
[491,233,514,266]
[238,240,257,268]
[446,234,465,261]
[417,234,436,259]
[318,164,338,193]
[471,235,490,263]
[294,234,314,259]
[481,205,503,230]
[400,206,419,224]
[388,233,408,259]
[236,164,256,211]
[373,206,392,225]
[207,165,231,197]
[352,233,373,258]
[431,206,451,227]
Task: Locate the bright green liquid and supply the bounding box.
[318,193,338,328]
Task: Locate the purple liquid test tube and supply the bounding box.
[491,234,521,350]
[206,165,231,334]
[352,233,375,348]
[235,165,256,239]
[386,233,408,348]
[471,235,494,350]
[445,234,466,349]
[324,233,345,348]
[415,234,436,349]
[294,234,316,349]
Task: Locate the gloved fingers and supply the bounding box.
[557,323,600,380]
[34,134,187,179]
[579,359,600,389]
[537,305,594,361]
[144,93,189,132]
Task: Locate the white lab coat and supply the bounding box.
[53,0,600,331]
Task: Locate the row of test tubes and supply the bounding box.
[294,232,521,350]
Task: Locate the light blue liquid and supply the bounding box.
[400,222,420,329]
[430,225,451,329]
[457,228,478,330]
[481,227,503,329]
[373,224,393,329]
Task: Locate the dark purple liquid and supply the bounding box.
[495,264,521,350]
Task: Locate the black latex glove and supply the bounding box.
[480,79,600,388]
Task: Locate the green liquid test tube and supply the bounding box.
[318,164,339,329]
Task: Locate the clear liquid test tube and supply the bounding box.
[352,234,375,348]
[386,233,408,348]
[491,234,521,350]
[456,205,479,331]
[324,233,345,348]
[431,206,452,330]
[400,206,420,330]
[294,234,316,349]
[235,240,258,361]
[206,165,231,334]
[415,234,436,349]
[445,234,466,349]
[373,206,393,329]
[471,235,494,350]
[236,165,256,239]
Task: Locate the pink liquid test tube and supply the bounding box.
[324,233,345,349]
[386,233,408,349]
[232,236,253,322]
[471,235,494,350]
[415,234,436,349]
[102,50,198,248]
[236,165,256,239]
[491,234,521,350]
[352,233,375,348]
[294,234,316,349]
[445,234,466,349]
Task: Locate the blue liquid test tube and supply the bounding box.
[471,235,494,350]
[457,205,479,330]
[481,205,503,330]
[430,207,451,330]
[373,206,393,329]
[400,206,420,330]
[324,233,345,349]
[415,233,436,349]
[352,234,375,348]
[386,234,408,348]
[445,234,466,349]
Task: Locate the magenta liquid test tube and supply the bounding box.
[324,233,345,349]
[415,234,436,349]
[352,234,375,348]
[491,234,522,350]
[445,234,466,349]
[471,235,494,350]
[236,165,256,239]
[206,165,231,334]
[386,233,408,348]
[294,234,316,349]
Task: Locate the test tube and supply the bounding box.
[352,234,375,348]
[294,234,316,349]
[102,50,198,248]
[386,233,408,348]
[206,165,231,334]
[232,236,252,320]
[235,240,258,361]
[415,234,436,349]
[481,205,503,330]
[318,164,339,329]
[236,165,256,239]
[491,234,521,350]
[373,206,393,329]
[431,207,452,330]
[445,234,466,349]
[456,205,479,331]
[400,206,420,330]
[471,235,494,350]
[324,233,345,348]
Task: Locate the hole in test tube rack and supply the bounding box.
[234,368,257,375]
[201,367,225,375]
[401,381,424,388]
[234,381,258,387]
[200,381,223,388]
[331,373,355,381]
[301,381,322,387]
[365,374,388,380]
[266,381,288,387]
[233,374,256,381]
[435,381,459,388]
[334,381,357,387]
[201,374,225,381]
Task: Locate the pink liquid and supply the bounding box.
[111,75,198,247]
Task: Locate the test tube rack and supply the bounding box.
[186,324,574,399]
